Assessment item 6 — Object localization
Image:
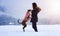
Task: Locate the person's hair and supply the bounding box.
[32,2,37,9]
[35,7,41,12]
[32,2,41,12]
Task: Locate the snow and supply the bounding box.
[0,25,60,36]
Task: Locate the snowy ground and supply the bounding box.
[0,25,60,36]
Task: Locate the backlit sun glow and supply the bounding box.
[47,0,60,16]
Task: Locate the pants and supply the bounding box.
[32,22,38,32]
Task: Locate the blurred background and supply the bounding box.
[0,0,60,25]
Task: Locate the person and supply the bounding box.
[30,2,41,32]
[18,9,31,32]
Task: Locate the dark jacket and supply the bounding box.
[30,9,39,22]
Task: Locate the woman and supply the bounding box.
[30,2,41,32]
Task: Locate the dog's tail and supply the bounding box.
[17,19,22,24]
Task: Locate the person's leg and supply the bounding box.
[32,22,38,32]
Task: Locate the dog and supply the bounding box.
[18,9,31,32]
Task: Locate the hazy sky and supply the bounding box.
[0,0,60,20]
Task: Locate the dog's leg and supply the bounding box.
[23,24,27,32]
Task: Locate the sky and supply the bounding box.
[0,0,60,23]
[0,0,47,19]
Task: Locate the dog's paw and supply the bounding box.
[23,29,25,32]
